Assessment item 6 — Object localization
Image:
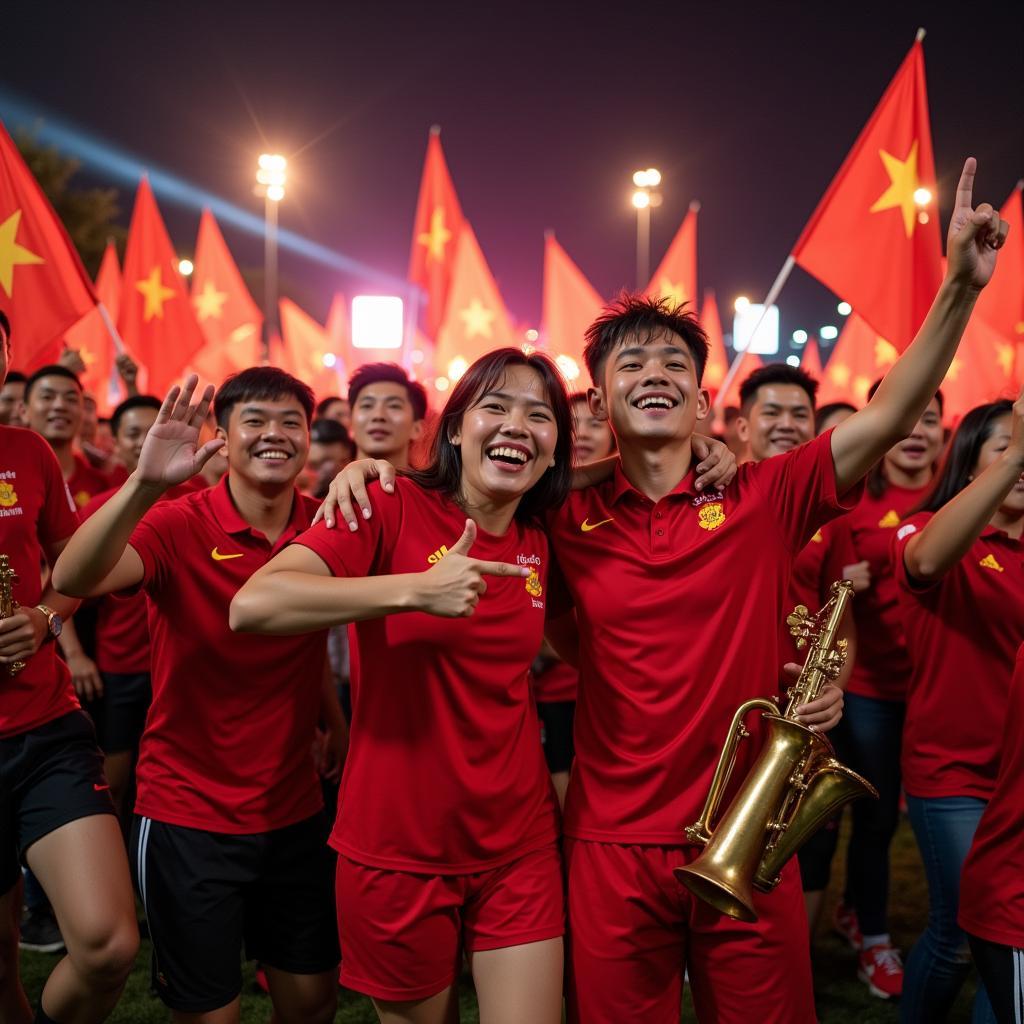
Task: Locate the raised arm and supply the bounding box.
[52,376,224,597]
[904,390,1024,584]
[831,158,1010,493]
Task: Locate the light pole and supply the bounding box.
[256,154,286,361]
[631,168,661,290]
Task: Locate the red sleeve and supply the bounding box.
[127,499,192,595]
[892,511,938,593]
[292,480,395,579]
[35,436,78,550]
[748,429,864,552]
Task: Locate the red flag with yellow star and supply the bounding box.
[277,298,341,400]
[65,240,121,412]
[816,313,898,407]
[800,336,825,381]
[698,289,730,397]
[791,39,943,352]
[409,127,465,340]
[119,178,205,394]
[190,209,262,383]
[647,202,698,311]
[0,121,97,368]
[434,224,515,384]
[541,233,603,387]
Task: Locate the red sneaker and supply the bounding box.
[858,943,904,999]
[833,901,862,950]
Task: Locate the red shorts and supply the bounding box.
[565,840,815,1024]
[336,842,564,1001]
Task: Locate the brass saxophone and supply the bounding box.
[1,554,26,676]
[675,579,877,922]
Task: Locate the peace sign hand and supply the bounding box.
[135,375,225,489]
[946,158,1010,292]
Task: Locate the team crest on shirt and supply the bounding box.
[878,509,901,528]
[517,554,544,608]
[74,490,91,509]
[810,529,824,544]
[0,482,17,508]
[697,502,726,531]
[979,553,1005,573]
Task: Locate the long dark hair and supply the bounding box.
[866,380,945,499]
[910,399,1013,516]
[406,348,574,522]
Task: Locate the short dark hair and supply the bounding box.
[214,367,315,429]
[739,364,818,414]
[347,363,427,421]
[912,399,1011,516]
[867,378,944,416]
[314,395,346,419]
[25,365,82,402]
[568,391,590,407]
[310,417,353,447]
[407,348,573,524]
[111,394,161,437]
[0,310,9,352]
[3,370,26,385]
[584,293,708,386]
[815,401,857,434]
[723,405,741,426]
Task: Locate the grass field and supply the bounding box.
[19,815,979,1022]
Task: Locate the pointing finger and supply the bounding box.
[954,157,977,211]
[475,559,531,578]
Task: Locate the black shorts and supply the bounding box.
[130,811,340,1013]
[99,671,151,754]
[537,700,576,774]
[0,711,115,893]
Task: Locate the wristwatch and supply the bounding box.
[35,604,63,644]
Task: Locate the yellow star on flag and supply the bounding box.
[869,141,922,238]
[136,266,176,321]
[193,280,228,321]
[996,342,1015,378]
[79,346,97,368]
[874,337,899,368]
[0,210,45,297]
[828,363,851,388]
[657,278,688,307]
[853,375,871,401]
[459,298,495,339]
[418,208,453,263]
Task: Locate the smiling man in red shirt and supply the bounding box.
[53,368,343,1024]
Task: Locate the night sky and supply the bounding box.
[4,1,1023,358]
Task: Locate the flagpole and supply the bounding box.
[96,302,126,355]
[712,255,795,409]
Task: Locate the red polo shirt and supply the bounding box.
[297,477,558,873]
[894,512,1024,799]
[0,426,80,737]
[66,452,109,509]
[842,482,930,701]
[547,430,860,843]
[531,659,578,703]
[959,644,1024,947]
[127,474,325,833]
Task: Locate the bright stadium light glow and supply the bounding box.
[525,328,539,342]
[733,303,780,355]
[266,184,284,202]
[837,301,852,316]
[411,349,425,364]
[435,376,450,392]
[820,325,839,340]
[555,354,581,381]
[786,355,801,367]
[632,170,649,187]
[914,187,932,206]
[352,296,404,349]
[632,190,651,210]
[448,357,469,381]
[177,258,193,277]
[645,168,662,187]
[792,329,808,344]
[322,352,337,368]
[734,295,750,313]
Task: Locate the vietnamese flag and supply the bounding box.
[699,289,730,396]
[541,233,604,387]
[324,292,352,381]
[0,120,96,369]
[816,313,899,407]
[190,209,262,384]
[648,202,699,311]
[277,298,341,400]
[792,38,943,353]
[65,240,122,412]
[409,127,465,339]
[941,313,1018,421]
[119,178,205,394]
[435,224,515,383]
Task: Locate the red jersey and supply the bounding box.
[532,659,578,703]
[546,431,860,844]
[127,475,325,833]
[843,482,930,701]
[0,426,80,737]
[297,478,558,873]
[894,512,1024,799]
[959,644,1024,948]
[66,452,109,509]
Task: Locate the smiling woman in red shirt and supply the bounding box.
[893,392,1024,1023]
[232,348,574,1024]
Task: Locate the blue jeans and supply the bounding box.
[902,795,995,1024]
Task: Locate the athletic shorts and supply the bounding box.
[564,839,816,1024]
[1,710,115,893]
[130,811,340,1014]
[537,700,575,774]
[336,842,565,1002]
[99,671,151,754]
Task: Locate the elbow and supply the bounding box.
[228,590,261,633]
[50,559,86,598]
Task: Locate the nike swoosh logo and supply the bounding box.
[93,783,110,792]
[580,517,614,533]
[211,547,244,561]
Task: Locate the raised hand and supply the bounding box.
[135,375,224,489]
[415,519,530,618]
[946,158,1010,291]
[313,458,398,531]
[841,559,872,593]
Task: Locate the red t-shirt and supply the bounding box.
[82,477,208,675]
[532,659,578,703]
[297,478,558,873]
[127,475,325,833]
[546,431,860,843]
[66,452,109,509]
[959,644,1024,948]
[0,426,80,737]
[894,512,1024,799]
[842,482,931,701]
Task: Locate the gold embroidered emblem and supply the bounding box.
[878,509,901,528]
[810,529,823,543]
[525,569,543,597]
[698,503,726,531]
[0,482,17,508]
[979,553,1004,573]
